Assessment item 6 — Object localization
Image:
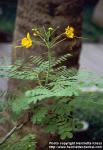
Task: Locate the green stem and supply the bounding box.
[50,38,66,48]
[50,33,64,46]
[48,47,51,71]
[45,45,52,86]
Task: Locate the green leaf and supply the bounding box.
[60,132,73,140]
[32,107,48,124]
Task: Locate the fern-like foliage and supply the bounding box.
[0,53,72,81]
[31,98,83,140]
[0,90,17,101]
[11,73,79,115]
[0,134,36,150]
[51,53,71,66]
[0,55,103,141]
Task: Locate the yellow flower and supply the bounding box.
[65,26,75,39]
[21,33,32,48]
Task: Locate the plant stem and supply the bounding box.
[45,45,52,86]
[51,38,66,48]
[0,123,24,145]
[48,47,51,71]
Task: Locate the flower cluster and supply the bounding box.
[20,26,75,49]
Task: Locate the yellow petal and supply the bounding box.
[69,27,74,32]
[27,33,31,40]
[21,38,28,46]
